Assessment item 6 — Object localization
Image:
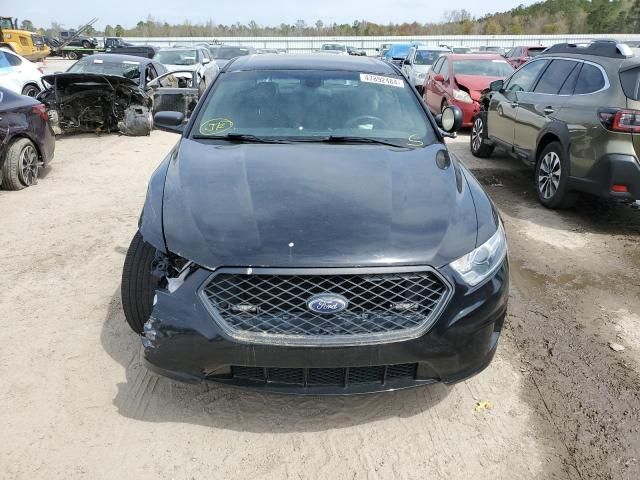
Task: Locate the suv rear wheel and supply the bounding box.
[470,113,494,158]
[535,141,578,209]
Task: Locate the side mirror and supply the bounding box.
[435,105,463,137]
[154,111,185,134]
[489,79,504,92]
[434,74,445,82]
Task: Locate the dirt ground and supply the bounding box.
[1,80,640,478]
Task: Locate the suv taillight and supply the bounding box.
[599,108,640,133]
[32,103,48,122]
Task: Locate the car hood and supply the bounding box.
[454,74,504,100]
[161,140,479,269]
[41,72,140,88]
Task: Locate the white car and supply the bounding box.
[320,44,348,55]
[402,46,451,93]
[0,48,44,97]
[153,47,219,88]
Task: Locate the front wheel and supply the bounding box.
[535,141,578,209]
[82,40,91,49]
[470,114,494,158]
[121,232,159,334]
[21,84,40,97]
[67,51,78,60]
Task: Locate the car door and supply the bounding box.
[424,56,444,111]
[513,59,581,161]
[146,69,201,118]
[427,57,448,113]
[0,51,23,94]
[402,46,416,79]
[488,59,548,147]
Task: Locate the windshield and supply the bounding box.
[154,50,197,65]
[192,69,436,148]
[211,47,251,59]
[453,59,514,77]
[385,45,411,59]
[414,50,445,65]
[67,58,141,82]
[0,18,14,29]
[528,47,546,57]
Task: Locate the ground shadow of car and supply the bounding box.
[100,290,452,432]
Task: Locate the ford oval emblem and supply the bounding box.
[307,294,349,314]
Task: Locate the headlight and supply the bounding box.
[417,72,426,79]
[449,222,507,286]
[452,89,473,104]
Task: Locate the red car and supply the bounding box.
[423,54,514,127]
[504,45,546,68]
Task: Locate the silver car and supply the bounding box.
[402,46,450,93]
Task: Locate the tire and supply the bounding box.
[1,138,39,190]
[21,84,40,97]
[535,141,578,209]
[67,51,78,60]
[82,40,91,48]
[470,113,494,158]
[121,231,159,334]
[441,100,449,113]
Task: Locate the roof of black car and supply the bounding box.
[225,54,399,75]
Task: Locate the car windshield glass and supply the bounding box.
[192,69,436,148]
[528,48,546,57]
[386,45,411,59]
[453,59,513,76]
[211,47,251,59]
[66,58,141,82]
[414,50,445,65]
[154,50,197,65]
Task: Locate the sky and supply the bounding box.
[13,0,538,30]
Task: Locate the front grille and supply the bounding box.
[200,267,451,346]
[228,363,418,388]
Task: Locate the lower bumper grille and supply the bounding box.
[230,363,418,388]
[200,267,452,346]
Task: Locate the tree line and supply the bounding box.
[23,0,640,38]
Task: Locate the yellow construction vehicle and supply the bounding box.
[0,17,49,61]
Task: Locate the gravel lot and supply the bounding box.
[1,66,639,478]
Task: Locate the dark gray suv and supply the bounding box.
[471,41,640,209]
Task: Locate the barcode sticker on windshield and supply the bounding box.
[360,73,404,88]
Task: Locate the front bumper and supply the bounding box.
[451,99,481,128]
[142,261,509,394]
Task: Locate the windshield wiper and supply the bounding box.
[321,136,409,148]
[192,133,291,144]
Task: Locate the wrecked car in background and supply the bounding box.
[38,63,203,136]
[38,73,154,136]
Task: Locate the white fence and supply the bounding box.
[123,34,640,56]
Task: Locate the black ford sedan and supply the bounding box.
[122,55,509,394]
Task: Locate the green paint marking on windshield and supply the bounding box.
[408,134,424,147]
[200,118,234,135]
